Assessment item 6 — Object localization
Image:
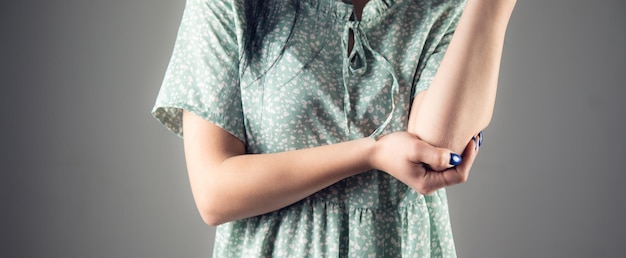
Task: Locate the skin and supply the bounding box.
[410,0,517,153]
[182,0,517,226]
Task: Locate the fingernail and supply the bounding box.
[472,136,478,150]
[478,131,484,147]
[449,153,462,166]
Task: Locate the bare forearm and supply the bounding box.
[411,0,516,152]
[191,137,375,225]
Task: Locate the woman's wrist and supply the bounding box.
[359,136,378,172]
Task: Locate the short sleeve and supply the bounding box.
[151,0,245,141]
[413,1,466,96]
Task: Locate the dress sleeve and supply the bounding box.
[413,1,466,96]
[151,0,245,141]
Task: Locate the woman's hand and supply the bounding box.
[370,132,481,195]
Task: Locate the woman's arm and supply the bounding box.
[409,0,516,153]
[183,111,462,226]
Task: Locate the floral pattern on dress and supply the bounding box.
[153,0,465,256]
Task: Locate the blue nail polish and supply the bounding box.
[472,136,478,150]
[478,131,484,147]
[449,153,462,166]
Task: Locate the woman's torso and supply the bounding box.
[214,0,464,256]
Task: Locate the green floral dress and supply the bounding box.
[153,0,466,256]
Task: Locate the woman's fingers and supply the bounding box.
[417,133,481,195]
[373,131,482,195]
[439,132,481,187]
[409,139,462,172]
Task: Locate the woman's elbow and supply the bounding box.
[190,183,232,226]
[476,109,494,134]
[195,198,230,226]
[199,210,226,226]
[188,167,235,226]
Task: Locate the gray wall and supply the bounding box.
[2,0,625,257]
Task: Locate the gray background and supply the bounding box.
[1,0,625,257]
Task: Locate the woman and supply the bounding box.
[153,0,516,256]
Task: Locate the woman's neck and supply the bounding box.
[349,0,369,21]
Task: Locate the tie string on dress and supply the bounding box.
[341,20,400,140]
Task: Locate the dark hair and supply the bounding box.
[241,0,301,73]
